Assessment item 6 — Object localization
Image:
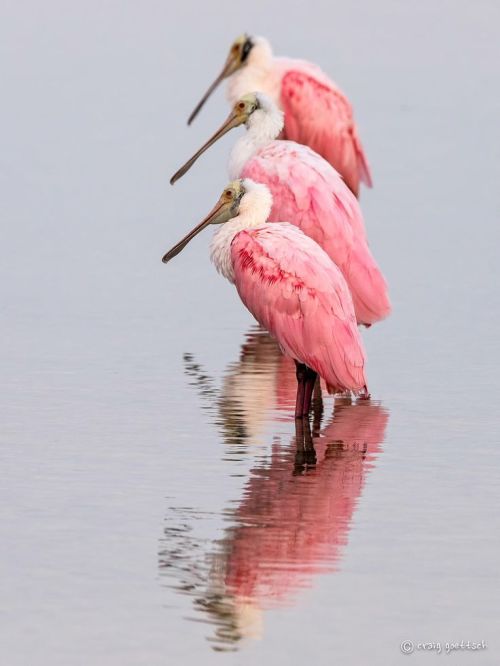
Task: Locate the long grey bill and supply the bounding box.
[187,72,225,126]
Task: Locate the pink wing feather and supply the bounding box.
[280,68,372,197]
[241,142,391,326]
[230,224,367,394]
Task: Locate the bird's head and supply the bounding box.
[161,181,246,264]
[170,92,282,185]
[227,33,255,70]
[187,34,256,125]
[161,179,271,265]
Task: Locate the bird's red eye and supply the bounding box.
[225,190,233,199]
[237,102,245,110]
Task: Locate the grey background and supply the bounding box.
[1,1,499,664]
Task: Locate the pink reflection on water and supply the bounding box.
[221,401,388,610]
[166,327,389,649]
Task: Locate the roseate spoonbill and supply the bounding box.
[162,179,368,417]
[186,34,372,196]
[171,93,390,327]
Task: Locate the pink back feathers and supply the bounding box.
[240,141,390,326]
[280,68,372,197]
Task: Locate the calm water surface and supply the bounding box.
[1,1,499,664]
[160,330,389,650]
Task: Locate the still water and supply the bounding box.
[1,1,499,664]
[160,330,389,650]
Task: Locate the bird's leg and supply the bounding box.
[302,414,317,467]
[302,366,318,416]
[294,361,307,419]
[293,417,306,473]
[313,377,322,402]
[358,385,371,400]
[293,416,317,474]
[312,379,324,434]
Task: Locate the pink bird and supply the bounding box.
[171,92,390,326]
[162,179,368,418]
[187,34,372,197]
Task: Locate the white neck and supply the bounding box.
[210,181,273,283]
[228,97,284,179]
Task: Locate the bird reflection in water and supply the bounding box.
[159,326,389,651]
[183,327,297,450]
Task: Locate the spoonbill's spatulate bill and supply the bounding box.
[162,179,368,418]
[171,93,390,327]
[187,35,372,197]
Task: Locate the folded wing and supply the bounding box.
[280,68,372,197]
[241,143,390,325]
[230,224,367,393]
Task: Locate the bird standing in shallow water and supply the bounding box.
[187,34,372,197]
[172,92,390,327]
[162,179,369,418]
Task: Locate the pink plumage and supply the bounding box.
[231,224,367,395]
[280,66,373,197]
[240,141,390,326]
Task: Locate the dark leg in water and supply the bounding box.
[312,378,323,433]
[302,366,318,416]
[294,361,306,418]
[293,416,317,474]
